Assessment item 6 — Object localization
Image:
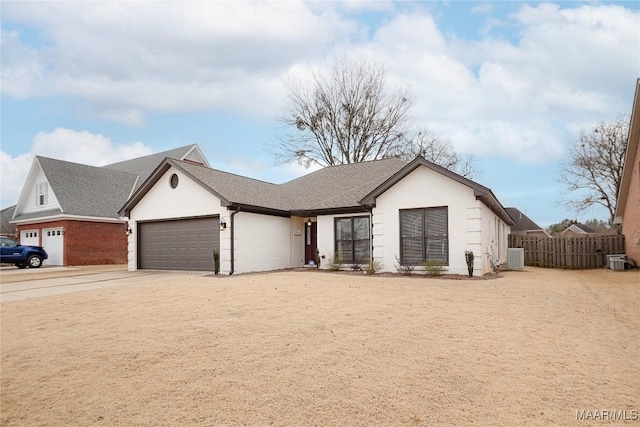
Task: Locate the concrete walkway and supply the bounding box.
[0,265,204,302]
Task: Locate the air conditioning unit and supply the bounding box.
[507,248,524,270]
[607,254,628,271]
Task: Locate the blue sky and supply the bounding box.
[1,1,639,227]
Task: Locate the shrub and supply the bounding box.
[365,258,384,275]
[395,255,415,275]
[465,250,474,277]
[423,259,445,276]
[326,252,342,271]
[213,250,220,275]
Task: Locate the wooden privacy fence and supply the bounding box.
[508,234,625,269]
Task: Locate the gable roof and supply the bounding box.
[505,207,545,233]
[33,156,138,219]
[121,156,515,226]
[614,78,640,223]
[281,158,408,213]
[120,157,408,216]
[12,144,206,223]
[562,223,596,234]
[103,144,205,192]
[360,157,515,225]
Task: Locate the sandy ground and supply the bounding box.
[1,267,638,426]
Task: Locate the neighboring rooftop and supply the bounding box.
[506,207,545,233]
[104,145,204,191]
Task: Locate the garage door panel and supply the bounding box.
[139,217,219,271]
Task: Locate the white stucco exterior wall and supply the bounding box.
[370,166,498,276]
[125,166,226,272]
[231,211,291,274]
[316,213,370,269]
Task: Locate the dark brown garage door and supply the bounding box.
[139,217,219,271]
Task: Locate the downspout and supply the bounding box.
[229,206,240,275]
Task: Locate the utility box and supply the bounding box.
[607,254,628,271]
[507,248,524,270]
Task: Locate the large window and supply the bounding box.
[335,216,370,264]
[400,207,448,265]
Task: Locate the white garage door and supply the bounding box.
[20,230,40,246]
[43,227,64,265]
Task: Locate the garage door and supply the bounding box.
[139,217,219,271]
[42,227,64,265]
[20,230,40,246]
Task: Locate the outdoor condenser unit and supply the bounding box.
[607,254,628,271]
[507,248,524,270]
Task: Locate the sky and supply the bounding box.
[1,1,639,228]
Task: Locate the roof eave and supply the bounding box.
[119,158,231,217]
[614,78,640,219]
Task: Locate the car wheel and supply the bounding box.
[27,255,43,268]
[16,262,27,269]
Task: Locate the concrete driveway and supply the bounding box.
[0,265,205,303]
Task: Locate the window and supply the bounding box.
[400,207,448,265]
[335,216,370,264]
[36,183,48,206]
[170,174,179,189]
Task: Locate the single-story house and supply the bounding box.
[614,78,640,265]
[560,223,596,236]
[10,145,208,266]
[119,156,515,276]
[505,207,550,237]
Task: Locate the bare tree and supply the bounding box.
[276,57,413,167]
[407,128,478,179]
[559,115,629,224]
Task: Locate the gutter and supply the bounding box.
[229,207,240,275]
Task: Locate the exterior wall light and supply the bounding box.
[220,218,227,231]
[306,218,312,227]
[125,223,133,235]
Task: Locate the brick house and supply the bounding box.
[614,78,640,266]
[10,145,208,266]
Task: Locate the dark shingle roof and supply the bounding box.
[104,145,197,191]
[280,158,408,211]
[122,156,513,225]
[506,207,544,232]
[176,160,294,212]
[1,205,16,235]
[33,157,139,219]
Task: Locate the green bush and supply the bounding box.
[327,252,342,271]
[423,259,445,276]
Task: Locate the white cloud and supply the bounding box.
[1,1,637,167]
[1,1,360,123]
[0,128,152,207]
[353,4,638,163]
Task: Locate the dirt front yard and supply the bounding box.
[1,267,638,426]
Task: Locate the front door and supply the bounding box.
[304,221,317,265]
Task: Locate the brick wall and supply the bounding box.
[17,220,127,265]
[622,140,640,265]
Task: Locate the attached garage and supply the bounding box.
[42,227,64,265]
[138,216,219,271]
[20,230,40,246]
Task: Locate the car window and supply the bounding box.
[1,237,18,247]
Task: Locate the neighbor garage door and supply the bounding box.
[139,216,219,271]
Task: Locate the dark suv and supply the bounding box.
[0,236,48,268]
